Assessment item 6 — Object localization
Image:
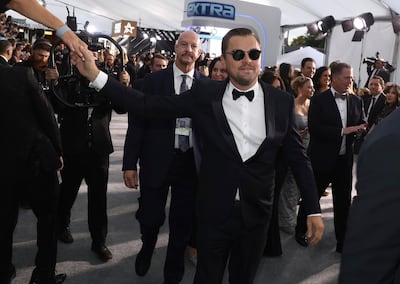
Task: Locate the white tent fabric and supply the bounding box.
[276,46,325,69]
[6,0,400,83]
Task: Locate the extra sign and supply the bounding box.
[187,2,235,20]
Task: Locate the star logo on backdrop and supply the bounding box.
[124,22,135,34]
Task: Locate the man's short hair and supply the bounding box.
[0,39,12,54]
[32,39,52,51]
[331,62,352,76]
[221,28,260,55]
[301,57,316,68]
[371,75,385,86]
[151,54,168,66]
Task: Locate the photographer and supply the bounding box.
[364,57,390,87]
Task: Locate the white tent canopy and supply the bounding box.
[6,0,400,84]
[277,47,325,69]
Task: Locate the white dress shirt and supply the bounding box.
[222,81,266,162]
[331,87,347,155]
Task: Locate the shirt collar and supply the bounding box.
[173,63,195,79]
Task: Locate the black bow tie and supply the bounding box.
[232,89,255,101]
[335,92,347,100]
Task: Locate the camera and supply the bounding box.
[363,51,395,73]
[50,30,125,108]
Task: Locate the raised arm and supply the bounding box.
[5,0,86,55]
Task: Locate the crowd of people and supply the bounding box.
[1,1,400,284]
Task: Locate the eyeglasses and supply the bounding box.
[225,49,262,61]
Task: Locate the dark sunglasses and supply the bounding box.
[226,49,262,61]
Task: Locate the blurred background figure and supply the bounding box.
[208,56,227,81]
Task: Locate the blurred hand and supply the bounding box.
[123,170,138,189]
[62,30,87,58]
[70,46,100,82]
[306,215,324,245]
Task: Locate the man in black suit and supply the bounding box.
[72,27,324,284]
[363,75,386,127]
[0,64,65,284]
[295,62,366,253]
[123,31,203,283]
[339,108,400,283]
[54,91,118,262]
[0,39,12,65]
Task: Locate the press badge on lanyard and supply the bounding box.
[175,118,191,136]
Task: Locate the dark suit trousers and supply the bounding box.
[137,149,197,283]
[194,202,269,284]
[57,151,109,245]
[0,171,59,278]
[296,155,352,246]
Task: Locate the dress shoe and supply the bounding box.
[91,243,113,262]
[29,268,66,284]
[135,241,156,276]
[57,227,73,244]
[295,234,308,247]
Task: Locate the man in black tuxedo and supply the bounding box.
[0,64,65,284]
[123,31,203,283]
[295,62,366,253]
[363,75,386,127]
[72,27,324,284]
[339,107,400,283]
[0,39,12,65]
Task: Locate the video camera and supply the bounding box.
[49,30,125,108]
[362,51,395,73]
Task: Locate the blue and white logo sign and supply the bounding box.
[187,2,235,20]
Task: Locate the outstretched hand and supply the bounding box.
[70,46,100,82]
[306,215,324,245]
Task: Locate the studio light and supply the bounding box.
[341,12,375,42]
[307,15,336,36]
[353,12,374,31]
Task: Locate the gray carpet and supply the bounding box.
[11,112,342,284]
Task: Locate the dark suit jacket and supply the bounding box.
[107,76,320,229]
[0,65,62,178]
[339,108,400,283]
[123,66,205,188]
[362,93,386,126]
[0,56,8,65]
[308,90,364,173]
[54,103,114,157]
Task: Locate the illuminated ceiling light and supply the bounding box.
[353,12,375,31]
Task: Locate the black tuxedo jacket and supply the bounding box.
[1,65,62,177]
[362,93,386,126]
[105,77,320,228]
[308,90,364,173]
[123,66,205,187]
[340,108,400,283]
[54,102,114,157]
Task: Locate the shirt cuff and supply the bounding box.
[88,71,108,91]
[307,213,322,217]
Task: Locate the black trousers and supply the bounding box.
[296,155,353,246]
[194,202,270,284]
[137,149,197,283]
[0,170,59,281]
[57,151,109,245]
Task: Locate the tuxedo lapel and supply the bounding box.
[211,81,242,161]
